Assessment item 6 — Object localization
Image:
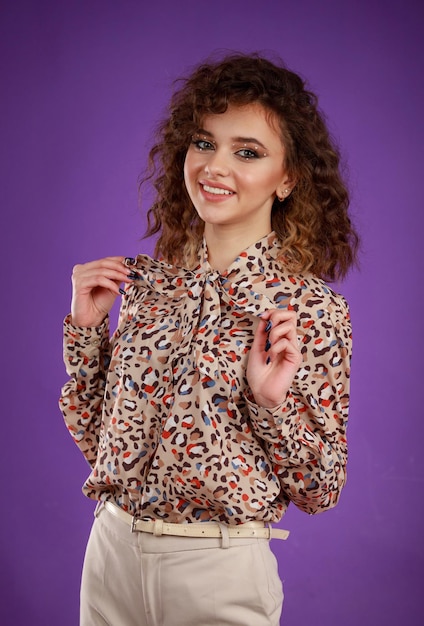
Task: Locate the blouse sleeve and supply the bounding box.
[246,296,352,515]
[59,314,112,467]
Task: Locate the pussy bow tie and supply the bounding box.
[123,249,290,378]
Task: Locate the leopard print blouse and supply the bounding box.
[60,232,352,523]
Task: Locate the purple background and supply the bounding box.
[1,1,423,624]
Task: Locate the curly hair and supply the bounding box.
[142,52,359,281]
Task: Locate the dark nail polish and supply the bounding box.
[265,320,272,332]
[125,257,136,265]
[127,272,138,279]
[265,339,271,352]
[119,288,126,296]
[266,356,271,365]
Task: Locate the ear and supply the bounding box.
[276,178,296,201]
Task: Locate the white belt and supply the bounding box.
[102,501,289,541]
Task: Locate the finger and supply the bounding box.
[253,317,272,349]
[72,265,135,290]
[263,313,300,365]
[269,335,302,358]
[259,310,297,340]
[253,312,295,357]
[74,269,134,289]
[85,275,128,296]
[73,258,131,277]
[260,309,296,339]
[268,320,298,347]
[266,335,302,366]
[262,309,297,325]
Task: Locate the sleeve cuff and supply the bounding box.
[245,391,301,440]
[63,313,110,357]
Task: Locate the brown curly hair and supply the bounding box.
[142,52,359,281]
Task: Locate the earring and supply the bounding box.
[278,189,290,202]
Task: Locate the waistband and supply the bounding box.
[100,501,289,541]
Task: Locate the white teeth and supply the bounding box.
[203,184,233,195]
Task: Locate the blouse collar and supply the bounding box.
[124,232,289,378]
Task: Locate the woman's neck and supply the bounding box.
[204,224,271,273]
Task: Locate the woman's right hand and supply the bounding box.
[70,256,134,327]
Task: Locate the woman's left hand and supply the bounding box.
[246,309,302,408]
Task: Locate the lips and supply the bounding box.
[200,181,235,196]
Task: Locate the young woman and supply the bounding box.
[60,52,359,625]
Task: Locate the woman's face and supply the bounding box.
[184,103,291,235]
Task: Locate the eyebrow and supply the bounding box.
[232,136,268,150]
[196,129,268,150]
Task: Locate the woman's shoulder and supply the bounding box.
[264,268,351,337]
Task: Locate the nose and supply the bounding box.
[204,149,230,177]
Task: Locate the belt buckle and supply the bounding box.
[130,515,138,533]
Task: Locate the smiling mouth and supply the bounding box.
[202,184,234,196]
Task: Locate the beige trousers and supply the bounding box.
[80,504,284,626]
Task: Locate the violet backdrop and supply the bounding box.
[1,1,423,624]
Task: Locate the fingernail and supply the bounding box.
[265,339,271,352]
[124,257,136,265]
[119,288,126,296]
[266,356,271,365]
[265,320,272,332]
[127,272,138,279]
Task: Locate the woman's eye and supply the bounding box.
[236,148,259,160]
[192,139,214,151]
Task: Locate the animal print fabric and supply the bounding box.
[60,232,352,523]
